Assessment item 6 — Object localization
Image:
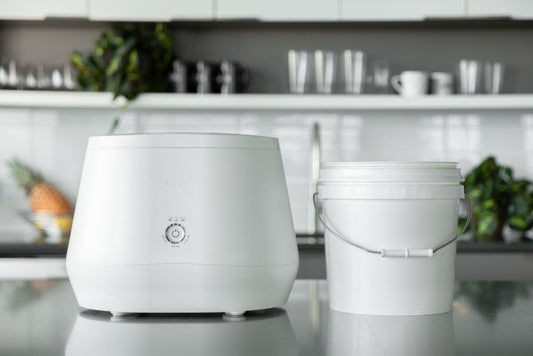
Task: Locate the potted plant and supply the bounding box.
[71,23,173,132]
[459,156,533,243]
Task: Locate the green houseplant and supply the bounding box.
[460,156,533,242]
[71,23,173,132]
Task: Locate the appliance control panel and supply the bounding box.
[163,217,189,246]
[165,223,186,244]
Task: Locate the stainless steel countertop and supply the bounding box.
[1,279,532,355]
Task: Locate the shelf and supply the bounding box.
[0,90,533,111]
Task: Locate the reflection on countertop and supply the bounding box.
[455,281,532,322]
[1,279,533,355]
[327,311,454,356]
[66,309,298,356]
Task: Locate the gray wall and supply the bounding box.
[0,21,105,64]
[1,20,533,93]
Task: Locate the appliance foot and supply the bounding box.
[223,311,246,321]
[111,312,130,318]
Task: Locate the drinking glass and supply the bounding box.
[37,63,51,89]
[0,59,7,88]
[51,66,63,90]
[343,50,366,95]
[314,50,336,94]
[23,64,38,90]
[288,50,310,94]
[63,63,77,90]
[371,58,390,94]
[484,62,504,94]
[7,59,19,89]
[458,59,482,94]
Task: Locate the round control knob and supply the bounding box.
[165,223,186,244]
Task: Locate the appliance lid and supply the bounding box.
[87,133,279,149]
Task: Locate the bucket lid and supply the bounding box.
[88,133,279,149]
[318,162,464,199]
[319,162,463,184]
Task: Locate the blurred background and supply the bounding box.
[1,0,533,279]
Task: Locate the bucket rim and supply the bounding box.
[317,181,462,186]
[319,161,464,185]
[322,161,458,169]
[317,183,465,200]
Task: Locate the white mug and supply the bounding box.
[391,71,429,97]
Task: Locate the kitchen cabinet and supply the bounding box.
[216,0,338,21]
[0,0,86,20]
[89,0,213,21]
[467,0,533,19]
[2,0,533,22]
[341,0,465,21]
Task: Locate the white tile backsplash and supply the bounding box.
[0,107,531,238]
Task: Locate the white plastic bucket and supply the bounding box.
[316,162,469,316]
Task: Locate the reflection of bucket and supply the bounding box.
[327,310,455,356]
[316,162,468,315]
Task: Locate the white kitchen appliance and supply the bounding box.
[66,133,299,316]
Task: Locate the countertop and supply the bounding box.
[1,279,532,355]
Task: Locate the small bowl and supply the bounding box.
[19,211,73,243]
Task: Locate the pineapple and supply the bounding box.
[7,158,73,214]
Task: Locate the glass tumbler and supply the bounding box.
[343,50,366,95]
[458,59,482,94]
[288,50,311,94]
[484,62,504,94]
[314,50,336,94]
[371,58,390,94]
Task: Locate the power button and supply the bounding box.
[165,223,187,244]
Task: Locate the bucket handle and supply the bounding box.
[313,192,471,258]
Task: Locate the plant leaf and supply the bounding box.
[477,214,499,236]
[508,216,528,230]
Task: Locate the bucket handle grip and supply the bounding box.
[313,192,471,258]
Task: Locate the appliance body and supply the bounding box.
[66,133,299,315]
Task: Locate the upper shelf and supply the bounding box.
[1,90,533,111]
